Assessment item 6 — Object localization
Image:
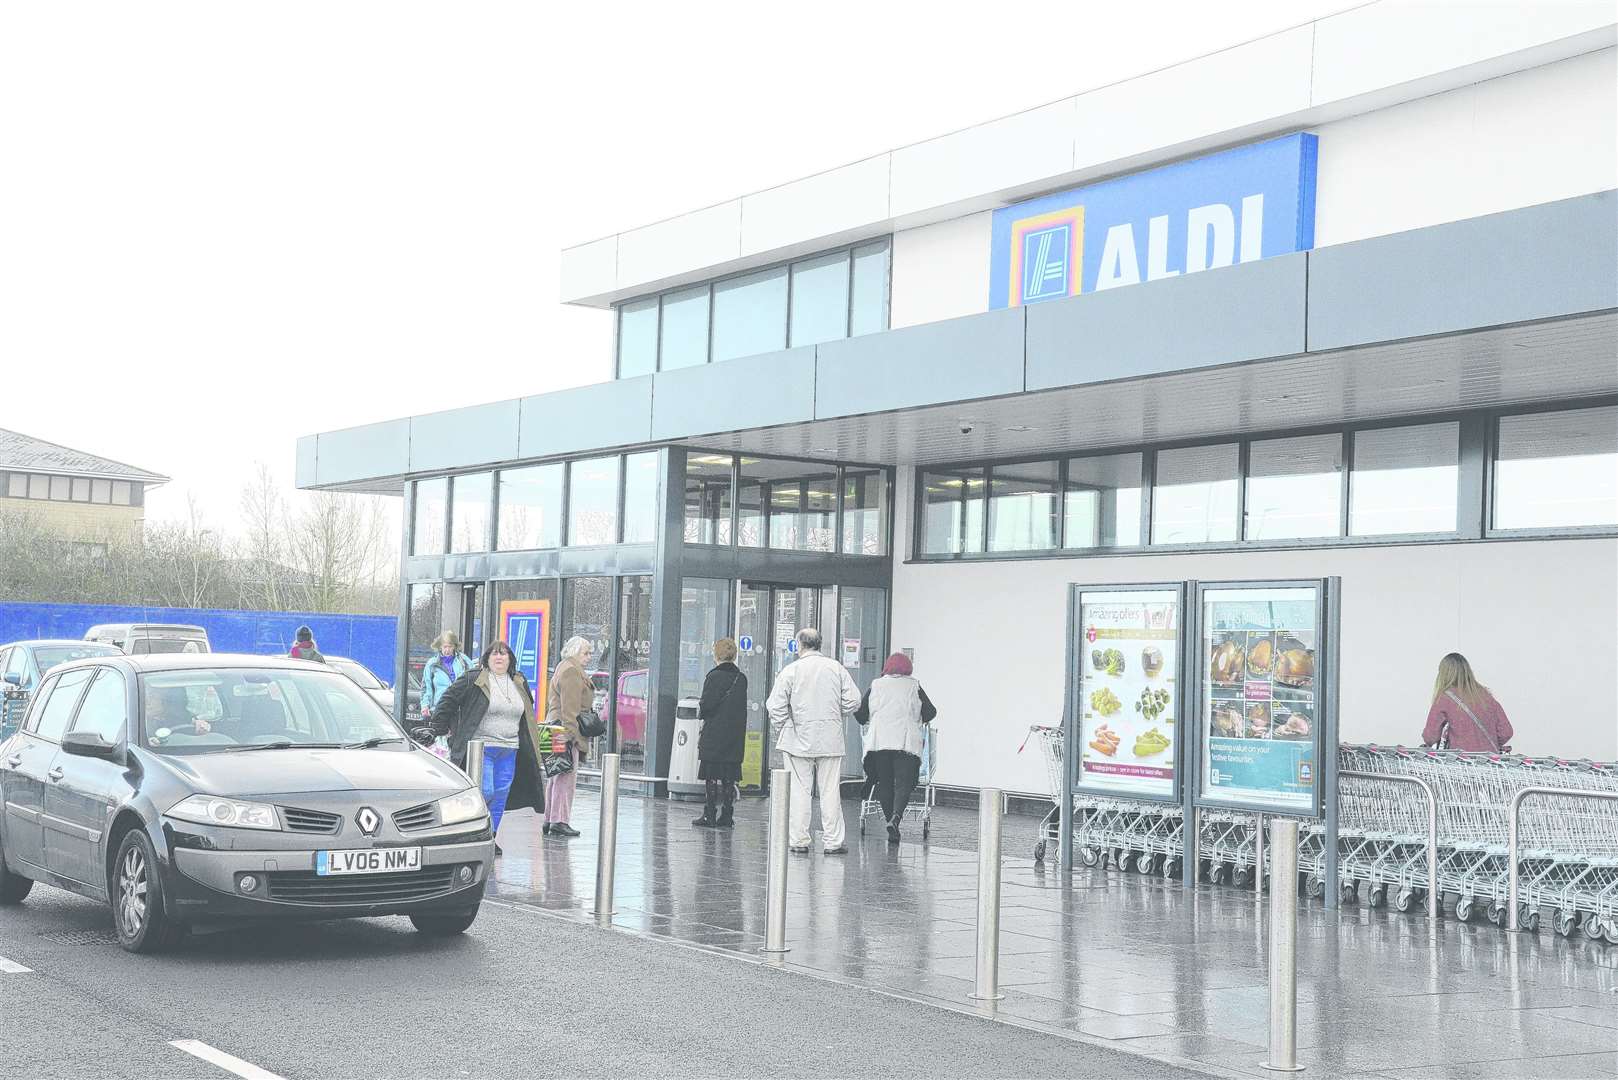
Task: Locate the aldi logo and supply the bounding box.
[1012,211,1083,304]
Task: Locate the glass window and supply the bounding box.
[1494,406,1618,530]
[5,473,24,498]
[988,461,1060,552]
[1152,444,1239,545]
[736,459,766,548]
[747,459,836,551]
[615,576,654,773]
[71,668,127,743]
[70,478,90,502]
[491,579,559,687]
[684,453,733,545]
[678,578,731,701]
[921,468,986,555]
[659,285,710,371]
[49,476,70,501]
[712,266,788,363]
[616,297,659,379]
[449,472,493,553]
[412,477,448,556]
[567,456,621,546]
[1064,453,1143,548]
[112,481,132,505]
[28,474,49,500]
[842,468,888,556]
[562,576,614,705]
[850,239,890,337]
[91,479,111,503]
[1349,423,1459,536]
[497,464,563,550]
[1245,434,1344,541]
[34,666,94,741]
[621,452,660,545]
[789,251,851,347]
[406,583,442,712]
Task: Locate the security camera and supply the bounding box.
[959,422,974,435]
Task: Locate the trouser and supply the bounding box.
[480,745,519,834]
[783,752,845,851]
[870,749,922,824]
[545,747,578,824]
[701,780,737,825]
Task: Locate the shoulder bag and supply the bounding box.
[1444,690,1499,752]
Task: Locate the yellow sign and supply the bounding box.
[741,730,764,790]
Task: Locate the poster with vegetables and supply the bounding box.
[1199,584,1321,813]
[1074,587,1180,799]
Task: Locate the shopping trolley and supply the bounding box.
[857,725,937,839]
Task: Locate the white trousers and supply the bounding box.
[782,752,845,851]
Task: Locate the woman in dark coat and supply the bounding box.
[425,640,546,856]
[692,637,748,829]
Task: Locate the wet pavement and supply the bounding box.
[488,791,1618,1080]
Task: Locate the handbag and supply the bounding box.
[576,708,606,740]
[542,751,574,778]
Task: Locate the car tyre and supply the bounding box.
[111,828,184,953]
[410,906,479,937]
[0,832,33,905]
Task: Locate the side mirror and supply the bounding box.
[1,673,19,686]
[61,731,121,761]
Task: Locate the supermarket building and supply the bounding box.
[298,2,1618,798]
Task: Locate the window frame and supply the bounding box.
[1486,401,1618,539]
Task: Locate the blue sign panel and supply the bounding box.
[989,133,1317,309]
[737,635,754,654]
[507,614,542,685]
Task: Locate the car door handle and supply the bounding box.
[47,767,64,782]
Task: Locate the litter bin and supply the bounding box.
[668,697,704,799]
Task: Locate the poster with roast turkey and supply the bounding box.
[1073,587,1181,800]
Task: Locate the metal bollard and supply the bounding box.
[970,788,1005,1001]
[591,753,620,917]
[1255,812,1265,904]
[762,767,791,954]
[1262,817,1304,1072]
[465,739,486,789]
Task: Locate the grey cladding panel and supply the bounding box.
[295,436,318,488]
[1308,191,1618,351]
[409,399,521,473]
[315,419,410,486]
[1026,253,1307,391]
[518,376,654,459]
[814,307,1025,419]
[652,348,815,440]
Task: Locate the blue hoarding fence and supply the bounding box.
[0,601,399,685]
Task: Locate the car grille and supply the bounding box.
[392,803,437,832]
[281,807,341,834]
[264,866,459,906]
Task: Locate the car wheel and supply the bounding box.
[111,829,184,953]
[0,831,33,905]
[410,906,479,937]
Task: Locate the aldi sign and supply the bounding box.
[989,133,1317,308]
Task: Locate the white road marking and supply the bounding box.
[0,955,32,973]
[169,1041,289,1080]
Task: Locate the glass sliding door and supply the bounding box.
[836,587,887,767]
[736,585,771,793]
[615,576,654,774]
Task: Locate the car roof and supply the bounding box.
[85,623,207,634]
[4,639,121,650]
[48,653,345,675]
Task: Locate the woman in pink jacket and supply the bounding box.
[1422,653,1513,753]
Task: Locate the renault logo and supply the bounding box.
[356,807,381,836]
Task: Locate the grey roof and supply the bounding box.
[0,427,168,484]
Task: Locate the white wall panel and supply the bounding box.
[1314,49,1618,246]
[1312,0,1616,106]
[1071,26,1313,173]
[890,100,1075,219]
[615,200,742,290]
[558,236,618,303]
[889,212,992,329]
[891,531,1618,796]
[740,156,890,258]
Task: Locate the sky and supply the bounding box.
[0,0,1367,533]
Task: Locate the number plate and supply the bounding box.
[315,847,422,876]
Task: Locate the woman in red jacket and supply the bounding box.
[1422,653,1513,753]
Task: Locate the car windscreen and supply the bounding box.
[333,660,384,690]
[138,668,407,755]
[33,644,121,672]
[131,638,208,655]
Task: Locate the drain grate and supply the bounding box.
[38,928,120,946]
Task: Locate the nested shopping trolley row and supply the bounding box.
[1028,726,1618,945]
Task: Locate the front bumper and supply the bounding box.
[169,835,493,922]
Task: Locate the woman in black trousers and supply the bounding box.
[692,638,748,828]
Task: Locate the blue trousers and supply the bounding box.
[481,745,518,834]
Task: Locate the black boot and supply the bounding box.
[693,782,718,827]
[715,783,736,828]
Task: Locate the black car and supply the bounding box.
[0,655,494,952]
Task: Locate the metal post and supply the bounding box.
[591,753,620,917]
[1255,812,1265,904]
[465,739,486,789]
[970,788,1005,1001]
[762,767,791,954]
[1262,817,1304,1072]
[1507,786,1618,933]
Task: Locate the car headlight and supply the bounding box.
[436,787,488,827]
[166,794,281,831]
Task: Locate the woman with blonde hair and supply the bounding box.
[692,637,748,828]
[1422,652,1513,752]
[421,630,471,722]
[542,635,596,838]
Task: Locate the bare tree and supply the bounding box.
[239,463,290,610]
[285,492,393,613]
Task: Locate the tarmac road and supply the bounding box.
[0,882,1204,1080]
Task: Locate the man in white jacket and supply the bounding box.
[766,627,862,854]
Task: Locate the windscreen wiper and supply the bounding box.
[342,736,407,750]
